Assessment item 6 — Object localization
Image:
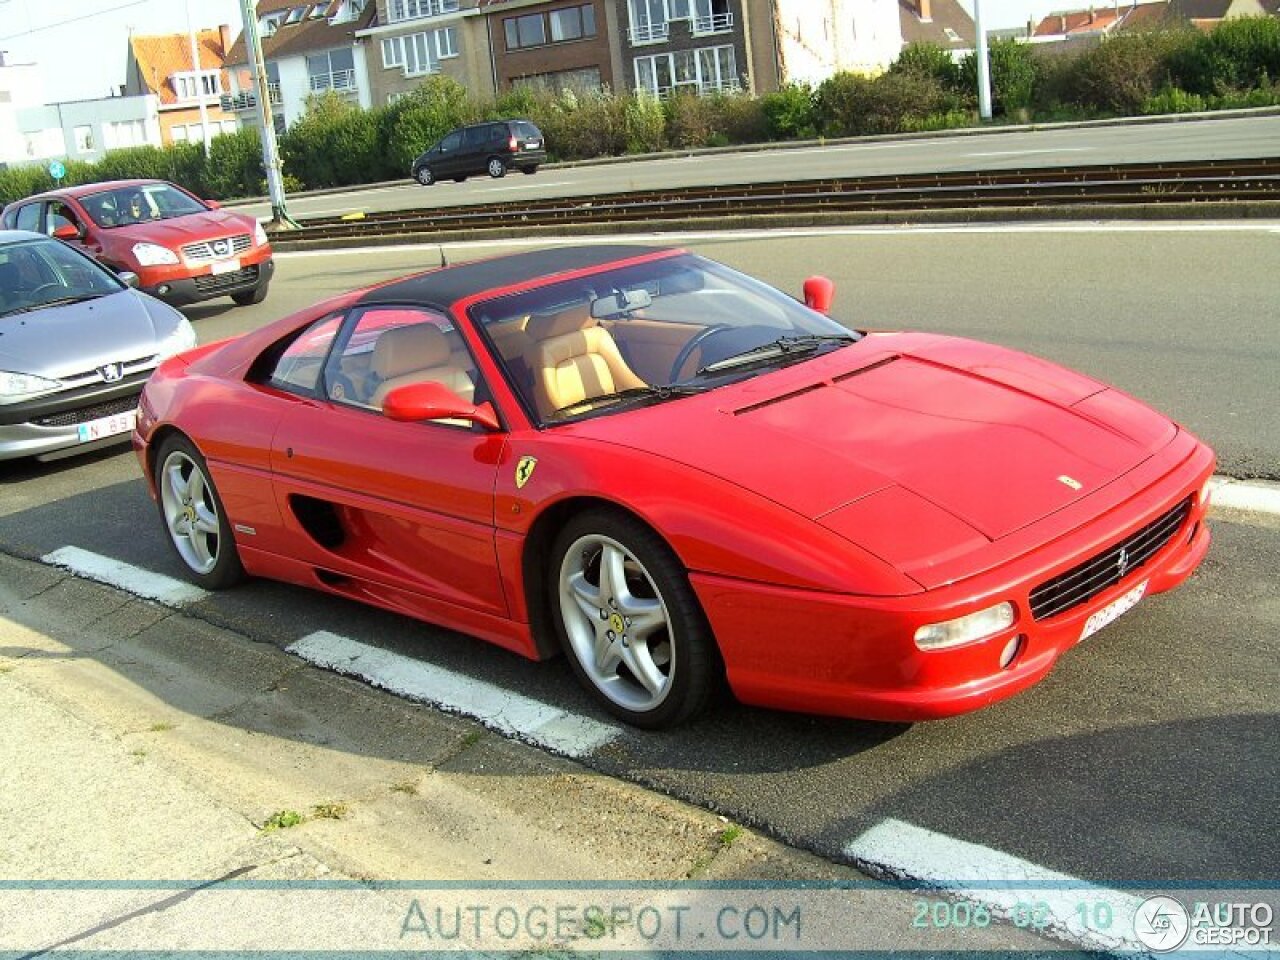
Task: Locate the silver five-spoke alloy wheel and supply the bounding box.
[558,534,675,713]
[160,448,222,575]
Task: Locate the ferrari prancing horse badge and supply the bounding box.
[515,456,538,489]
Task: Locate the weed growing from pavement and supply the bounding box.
[390,779,419,795]
[311,801,350,820]
[718,824,743,848]
[148,722,175,732]
[129,748,147,761]
[262,810,304,831]
[460,730,483,749]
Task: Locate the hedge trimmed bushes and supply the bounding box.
[2,16,1277,207]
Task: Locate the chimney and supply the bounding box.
[218,23,233,56]
[919,0,932,21]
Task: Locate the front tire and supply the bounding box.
[415,166,435,186]
[231,282,268,306]
[487,157,507,179]
[550,509,721,728]
[155,434,244,590]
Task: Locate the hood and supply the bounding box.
[0,289,186,379]
[572,333,1176,545]
[106,209,256,246]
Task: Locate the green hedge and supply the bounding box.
[2,16,1277,207]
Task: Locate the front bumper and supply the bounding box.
[141,256,274,306]
[694,434,1215,722]
[0,375,148,461]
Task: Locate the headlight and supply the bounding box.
[157,320,198,357]
[254,220,269,246]
[132,242,179,266]
[0,371,61,404]
[914,602,1015,651]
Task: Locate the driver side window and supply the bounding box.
[440,132,461,152]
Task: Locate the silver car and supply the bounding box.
[0,229,195,461]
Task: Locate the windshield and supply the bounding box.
[80,182,208,229]
[0,237,124,318]
[472,252,860,424]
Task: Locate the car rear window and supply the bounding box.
[512,122,541,141]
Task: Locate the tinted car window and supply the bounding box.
[13,203,41,232]
[513,122,541,141]
[462,126,488,149]
[440,132,462,151]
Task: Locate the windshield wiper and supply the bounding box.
[37,294,104,309]
[697,334,856,375]
[551,384,708,418]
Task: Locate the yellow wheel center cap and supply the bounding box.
[609,613,625,635]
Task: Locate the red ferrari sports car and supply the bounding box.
[133,245,1213,728]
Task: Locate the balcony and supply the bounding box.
[309,69,357,93]
[692,11,733,35]
[628,21,670,44]
[220,83,283,112]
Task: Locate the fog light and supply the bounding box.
[914,602,1015,651]
[157,284,170,295]
[999,635,1026,669]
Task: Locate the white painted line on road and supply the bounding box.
[288,630,619,758]
[40,547,209,608]
[965,147,1094,158]
[274,220,1280,259]
[1210,477,1280,516]
[485,180,572,192]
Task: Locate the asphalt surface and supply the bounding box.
[1,225,1276,891]
[233,113,1280,221]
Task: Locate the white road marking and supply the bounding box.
[484,180,572,192]
[40,547,209,607]
[965,147,1094,158]
[288,631,619,758]
[1209,477,1280,516]
[847,819,1147,954]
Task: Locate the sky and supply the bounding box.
[2,0,1067,105]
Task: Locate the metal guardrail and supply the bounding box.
[286,158,1280,244]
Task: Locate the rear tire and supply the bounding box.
[522,166,539,175]
[550,509,722,728]
[154,434,245,590]
[454,176,467,183]
[487,157,507,179]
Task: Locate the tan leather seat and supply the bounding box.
[526,302,646,417]
[370,324,474,408]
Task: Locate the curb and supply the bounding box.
[227,105,1280,209]
[1208,476,1280,516]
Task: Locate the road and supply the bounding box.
[233,113,1280,221]
[1,224,1276,901]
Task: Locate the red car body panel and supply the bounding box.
[2,179,273,306]
[133,247,1214,722]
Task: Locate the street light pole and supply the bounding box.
[974,0,993,121]
[237,0,297,229]
[185,0,211,157]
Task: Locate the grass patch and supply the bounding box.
[311,801,350,820]
[390,779,419,796]
[148,722,175,732]
[718,824,743,848]
[262,809,305,832]
[129,748,147,761]
[460,729,483,749]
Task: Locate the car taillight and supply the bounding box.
[508,135,519,152]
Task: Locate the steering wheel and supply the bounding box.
[669,324,735,381]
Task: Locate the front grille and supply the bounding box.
[193,264,259,294]
[33,393,139,427]
[181,234,253,262]
[1029,497,1193,621]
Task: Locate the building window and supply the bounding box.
[633,43,736,96]
[307,47,357,92]
[626,0,731,43]
[513,66,603,94]
[173,70,222,101]
[504,4,596,50]
[383,27,458,76]
[387,0,459,23]
[74,125,95,153]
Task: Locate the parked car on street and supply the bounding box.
[1,179,274,307]
[133,245,1213,728]
[411,120,545,185]
[0,230,195,461]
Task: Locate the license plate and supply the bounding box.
[1080,580,1147,641]
[210,258,241,275]
[525,141,541,149]
[77,410,137,443]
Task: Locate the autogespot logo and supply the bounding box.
[1134,895,1191,952]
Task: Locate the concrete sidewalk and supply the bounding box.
[0,551,1057,954]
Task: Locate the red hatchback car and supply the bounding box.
[2,179,274,307]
